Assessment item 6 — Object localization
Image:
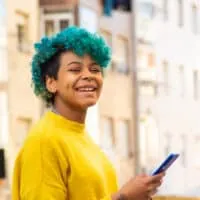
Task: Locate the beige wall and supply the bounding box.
[6,0,41,185]
[99,11,136,185]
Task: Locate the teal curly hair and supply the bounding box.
[31,25,111,105]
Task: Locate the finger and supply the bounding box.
[139,174,148,178]
[158,171,166,178]
[152,177,163,185]
[150,173,165,183]
[145,193,153,200]
[152,181,162,188]
[147,182,162,194]
[153,172,165,179]
[145,192,153,200]
[149,188,158,196]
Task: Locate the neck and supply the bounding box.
[53,98,87,124]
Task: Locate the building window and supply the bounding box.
[0,46,8,82]
[145,114,159,169]
[45,20,54,36]
[114,37,129,74]
[100,30,113,71]
[15,117,32,149]
[178,65,185,97]
[100,29,112,48]
[101,0,131,16]
[162,61,169,95]
[191,136,200,168]
[139,114,159,172]
[101,117,115,151]
[113,0,131,12]
[0,92,8,147]
[137,49,146,67]
[191,4,198,34]
[137,50,157,96]
[60,19,69,30]
[17,24,26,45]
[138,1,154,19]
[139,120,148,170]
[180,135,186,167]
[193,70,199,100]
[42,13,73,37]
[178,0,184,27]
[116,120,130,158]
[44,19,69,37]
[164,132,171,156]
[137,50,155,68]
[163,0,168,21]
[16,11,29,52]
[148,53,155,67]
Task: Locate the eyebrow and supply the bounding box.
[90,62,99,66]
[67,61,82,66]
[66,61,100,67]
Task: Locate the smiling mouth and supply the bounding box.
[75,87,97,92]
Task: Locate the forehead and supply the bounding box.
[60,51,95,64]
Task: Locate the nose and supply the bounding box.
[82,76,93,81]
[81,69,93,81]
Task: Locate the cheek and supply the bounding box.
[98,77,103,91]
[56,77,74,97]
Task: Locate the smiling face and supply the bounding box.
[46,51,103,111]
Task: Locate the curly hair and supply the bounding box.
[31,26,111,106]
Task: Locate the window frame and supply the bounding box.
[41,12,74,37]
[114,36,129,75]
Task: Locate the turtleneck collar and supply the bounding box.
[45,111,86,133]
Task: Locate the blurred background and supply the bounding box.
[0,0,200,199]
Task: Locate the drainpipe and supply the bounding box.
[131,0,140,175]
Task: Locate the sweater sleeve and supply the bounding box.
[19,133,68,200]
[101,196,113,200]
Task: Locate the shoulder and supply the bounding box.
[21,116,60,157]
[25,112,61,145]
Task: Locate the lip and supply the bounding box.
[75,85,98,92]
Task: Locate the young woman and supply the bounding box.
[12,26,164,200]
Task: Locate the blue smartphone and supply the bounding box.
[151,153,180,175]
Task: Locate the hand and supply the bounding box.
[116,172,165,200]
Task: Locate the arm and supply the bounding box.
[99,192,127,200]
[19,134,68,200]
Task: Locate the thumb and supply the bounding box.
[139,173,148,178]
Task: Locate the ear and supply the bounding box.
[46,75,57,94]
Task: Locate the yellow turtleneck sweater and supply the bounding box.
[12,111,118,200]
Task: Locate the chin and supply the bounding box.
[80,100,97,110]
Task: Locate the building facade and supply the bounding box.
[0,0,8,154]
[0,0,9,198]
[6,0,41,190]
[98,1,136,185]
[136,0,200,196]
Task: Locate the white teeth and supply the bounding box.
[78,88,95,92]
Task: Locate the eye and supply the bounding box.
[90,66,102,73]
[69,69,80,71]
[92,69,101,72]
[68,67,81,72]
